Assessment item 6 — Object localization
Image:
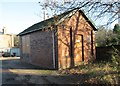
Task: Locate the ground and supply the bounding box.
[0,57,119,85]
[0,57,84,85]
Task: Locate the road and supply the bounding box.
[0,57,82,85]
[1,57,22,85]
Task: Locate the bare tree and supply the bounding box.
[38,0,119,67]
[39,0,120,25]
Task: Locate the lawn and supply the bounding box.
[58,60,119,85]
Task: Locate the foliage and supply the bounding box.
[39,0,120,47]
[58,46,120,84]
[103,47,120,84]
[95,26,120,47]
[113,24,120,34]
[14,35,20,47]
[113,24,120,45]
[38,0,119,25]
[58,60,119,84]
[111,46,120,71]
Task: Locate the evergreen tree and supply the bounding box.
[113,24,120,34]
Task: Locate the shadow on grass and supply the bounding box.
[57,60,119,85]
[1,57,119,85]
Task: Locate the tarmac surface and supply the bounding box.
[0,57,83,85]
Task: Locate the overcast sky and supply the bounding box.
[0,0,118,34]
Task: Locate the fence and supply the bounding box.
[96,45,120,61]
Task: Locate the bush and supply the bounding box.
[111,46,120,71]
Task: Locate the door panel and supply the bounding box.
[74,35,83,66]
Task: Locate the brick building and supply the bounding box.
[0,28,14,56]
[18,8,97,69]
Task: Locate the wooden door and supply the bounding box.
[74,34,84,66]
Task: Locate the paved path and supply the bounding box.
[1,57,82,85]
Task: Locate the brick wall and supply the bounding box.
[20,35,30,62]
[0,34,14,48]
[21,31,54,69]
[57,11,96,69]
[20,10,96,69]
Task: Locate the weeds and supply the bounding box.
[111,46,120,72]
[58,46,120,85]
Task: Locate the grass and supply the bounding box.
[58,47,120,85]
[58,61,119,85]
[9,60,119,84]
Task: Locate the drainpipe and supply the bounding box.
[52,29,56,69]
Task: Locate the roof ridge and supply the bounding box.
[18,9,74,36]
[18,8,97,36]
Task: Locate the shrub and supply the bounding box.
[111,46,120,71]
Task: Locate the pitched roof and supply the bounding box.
[18,8,97,36]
